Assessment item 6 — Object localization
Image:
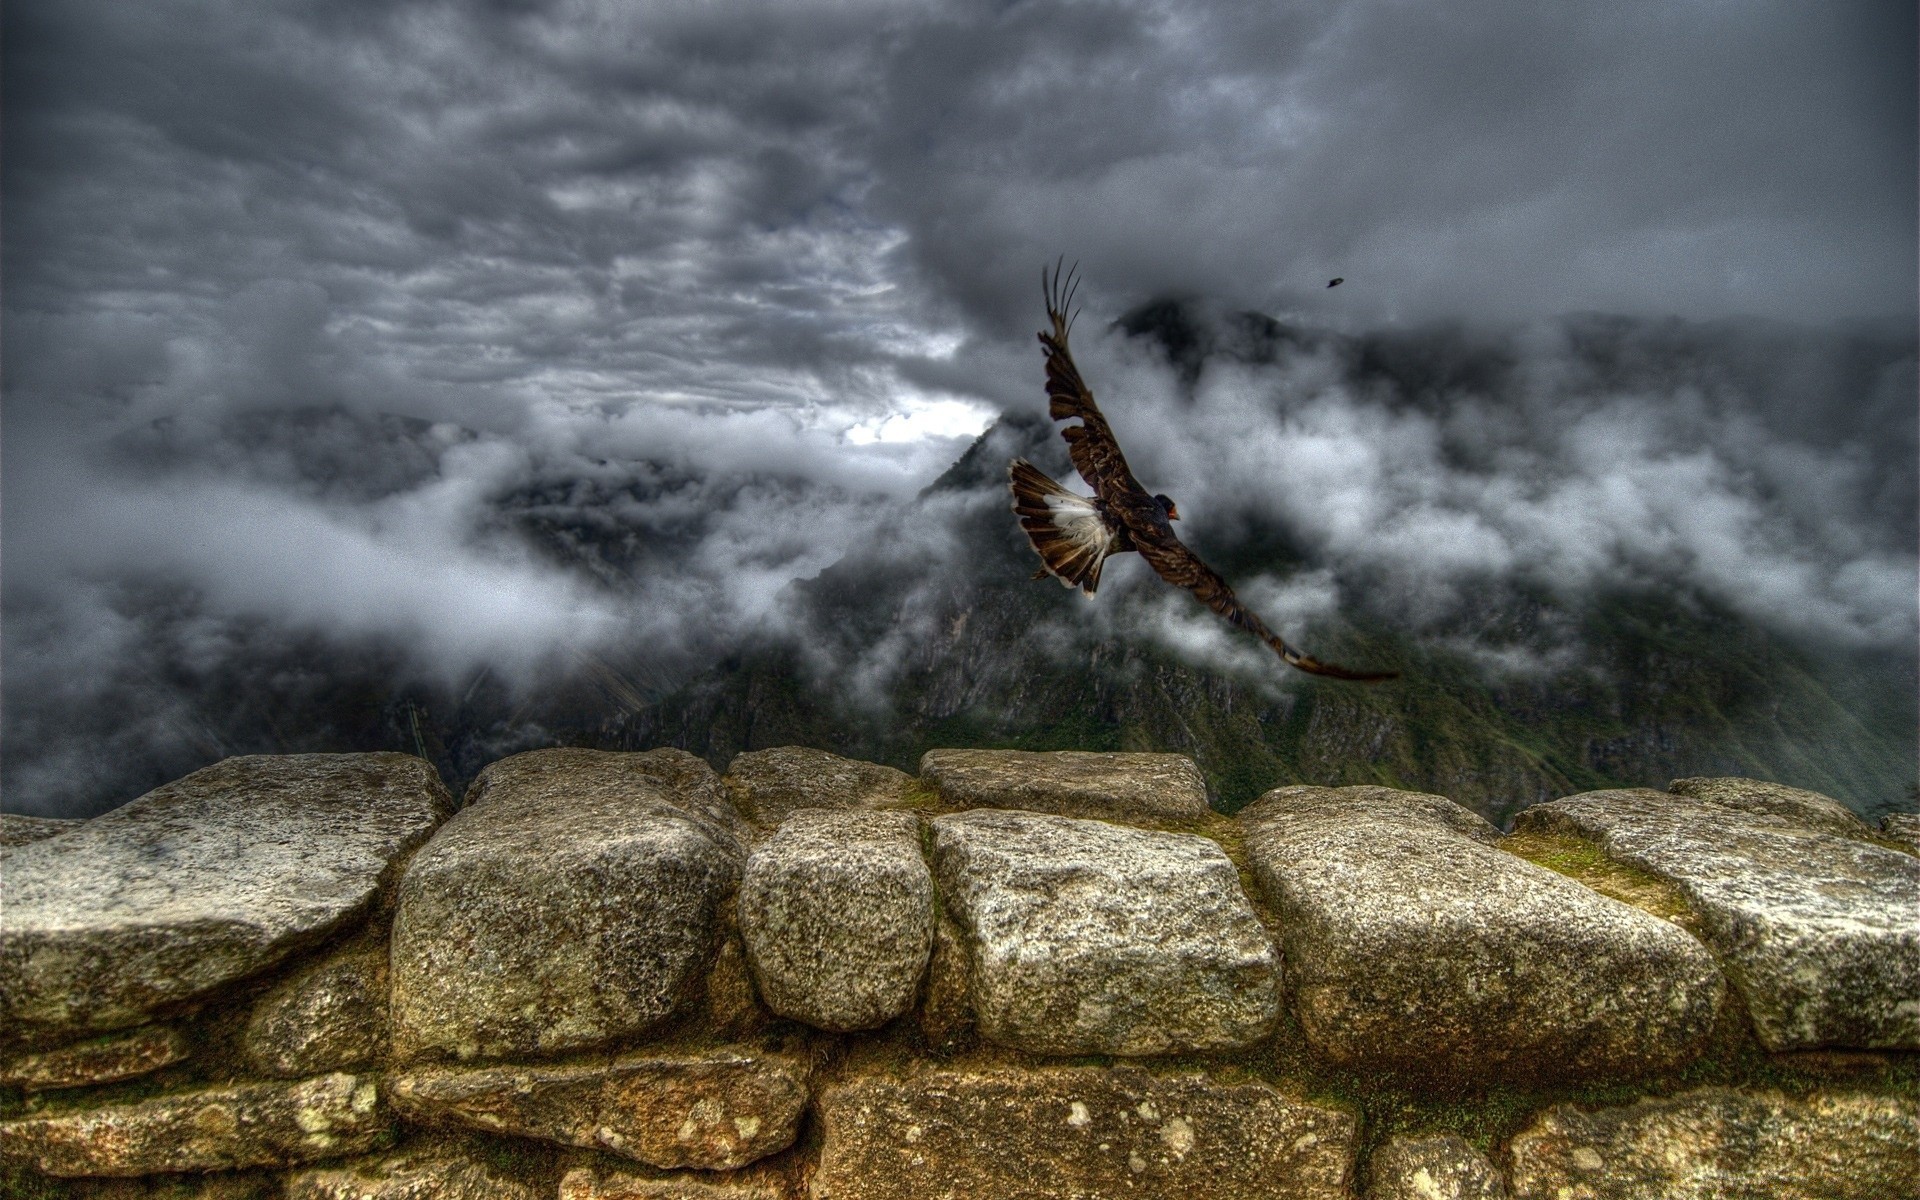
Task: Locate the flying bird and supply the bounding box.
[1009,262,1396,682]
[1327,277,1344,288]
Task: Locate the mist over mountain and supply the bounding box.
[5,2,1914,820]
[6,303,1912,823]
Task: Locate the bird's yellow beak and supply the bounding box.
[1167,503,1180,521]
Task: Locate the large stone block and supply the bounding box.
[60,1175,279,1199]
[725,746,912,827]
[1516,786,1920,1050]
[919,749,1210,820]
[811,1065,1356,1200]
[738,809,933,1031]
[0,814,81,848]
[1367,1134,1508,1200]
[1666,776,1876,838]
[1241,786,1723,1083]
[389,748,743,1062]
[389,1046,809,1170]
[0,754,449,1037]
[930,809,1278,1056]
[1506,1087,1920,1200]
[0,1072,387,1177]
[243,940,389,1077]
[560,1165,790,1200]
[1883,812,1920,854]
[287,1149,543,1199]
[0,1025,188,1092]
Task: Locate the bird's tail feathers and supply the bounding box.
[1221,599,1397,681]
[1261,621,1397,682]
[1009,459,1115,596]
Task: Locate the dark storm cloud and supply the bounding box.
[3,0,1914,813]
[869,1,1917,330]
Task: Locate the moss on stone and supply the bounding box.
[0,1165,68,1199]
[1496,829,1698,929]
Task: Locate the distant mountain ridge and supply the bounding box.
[6,306,1913,825]
[598,304,1916,824]
[607,426,1916,824]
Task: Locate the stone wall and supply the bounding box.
[2,745,1915,1199]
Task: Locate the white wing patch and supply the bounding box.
[1009,458,1121,595]
[1046,491,1115,555]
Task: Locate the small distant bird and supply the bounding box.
[1327,277,1344,288]
[1008,262,1395,682]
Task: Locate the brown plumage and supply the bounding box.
[1010,261,1397,683]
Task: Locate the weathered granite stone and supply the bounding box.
[624,747,752,838]
[703,926,771,1041]
[812,1065,1356,1200]
[1882,812,1920,855]
[739,809,933,1032]
[919,749,1210,820]
[725,746,912,827]
[1516,787,1920,1050]
[918,913,974,1052]
[390,748,744,1062]
[1368,1134,1507,1200]
[0,1024,188,1091]
[1241,786,1723,1082]
[1506,1087,1920,1200]
[0,1072,387,1176]
[243,940,388,1077]
[0,814,81,847]
[0,754,449,1036]
[1668,776,1876,838]
[389,1046,809,1169]
[559,1165,790,1200]
[287,1148,543,1199]
[66,1174,279,1199]
[930,809,1278,1056]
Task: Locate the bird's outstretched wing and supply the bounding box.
[1009,458,1119,595]
[1038,261,1148,505]
[1134,534,1398,681]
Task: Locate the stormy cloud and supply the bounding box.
[4,0,1914,815]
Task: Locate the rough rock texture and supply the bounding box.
[1517,786,1920,1050]
[738,809,933,1032]
[1667,776,1875,838]
[0,1072,387,1176]
[703,928,771,1041]
[1506,1087,1920,1200]
[918,914,974,1052]
[0,1024,188,1091]
[63,1174,280,1199]
[1882,812,1920,854]
[624,746,752,839]
[0,754,449,1036]
[559,1166,790,1200]
[1368,1134,1508,1200]
[930,809,1278,1056]
[390,749,744,1062]
[812,1065,1356,1200]
[0,814,81,847]
[389,1047,809,1169]
[919,749,1210,820]
[244,941,389,1078]
[725,746,912,827]
[287,1149,543,1199]
[1241,786,1723,1082]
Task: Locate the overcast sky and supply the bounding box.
[3,0,1916,812]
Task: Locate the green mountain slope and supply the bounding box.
[590,408,1914,825]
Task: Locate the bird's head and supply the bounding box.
[1155,494,1180,521]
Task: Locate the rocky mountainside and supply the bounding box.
[2,748,1915,1197]
[602,405,1916,827]
[8,308,1911,827]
